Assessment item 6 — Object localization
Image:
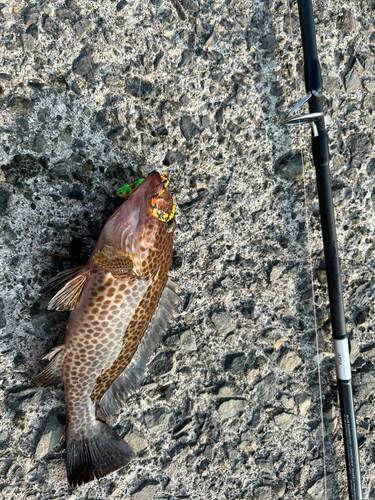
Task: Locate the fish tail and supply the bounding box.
[66,420,135,487]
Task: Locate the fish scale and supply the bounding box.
[33,171,178,487]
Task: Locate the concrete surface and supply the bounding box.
[0,0,374,499]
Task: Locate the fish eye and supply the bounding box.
[167,219,174,232]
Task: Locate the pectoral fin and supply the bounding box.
[93,245,134,277]
[47,270,90,311]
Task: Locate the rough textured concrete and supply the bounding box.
[0,0,374,499]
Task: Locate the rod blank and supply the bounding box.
[294,1,363,498]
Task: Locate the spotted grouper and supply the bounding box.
[33,171,179,487]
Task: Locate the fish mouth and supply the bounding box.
[151,173,175,223]
[153,173,170,199]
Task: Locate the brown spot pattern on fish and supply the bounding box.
[34,172,178,487]
[91,247,172,403]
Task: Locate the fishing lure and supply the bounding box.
[117,179,144,198]
[151,173,176,223]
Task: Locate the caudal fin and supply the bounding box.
[66,420,135,487]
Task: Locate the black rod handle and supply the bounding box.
[338,378,362,500]
[334,338,362,500]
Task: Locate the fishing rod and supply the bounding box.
[279,0,363,499]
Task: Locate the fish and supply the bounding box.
[33,171,179,487]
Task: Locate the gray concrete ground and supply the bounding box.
[0,0,374,498]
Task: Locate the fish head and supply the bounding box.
[125,170,174,224]
[109,171,176,263]
[116,170,173,225]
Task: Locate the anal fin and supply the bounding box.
[32,345,65,386]
[93,245,133,277]
[47,270,90,311]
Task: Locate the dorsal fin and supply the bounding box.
[32,345,65,386]
[99,279,181,417]
[93,245,134,276]
[47,270,90,311]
